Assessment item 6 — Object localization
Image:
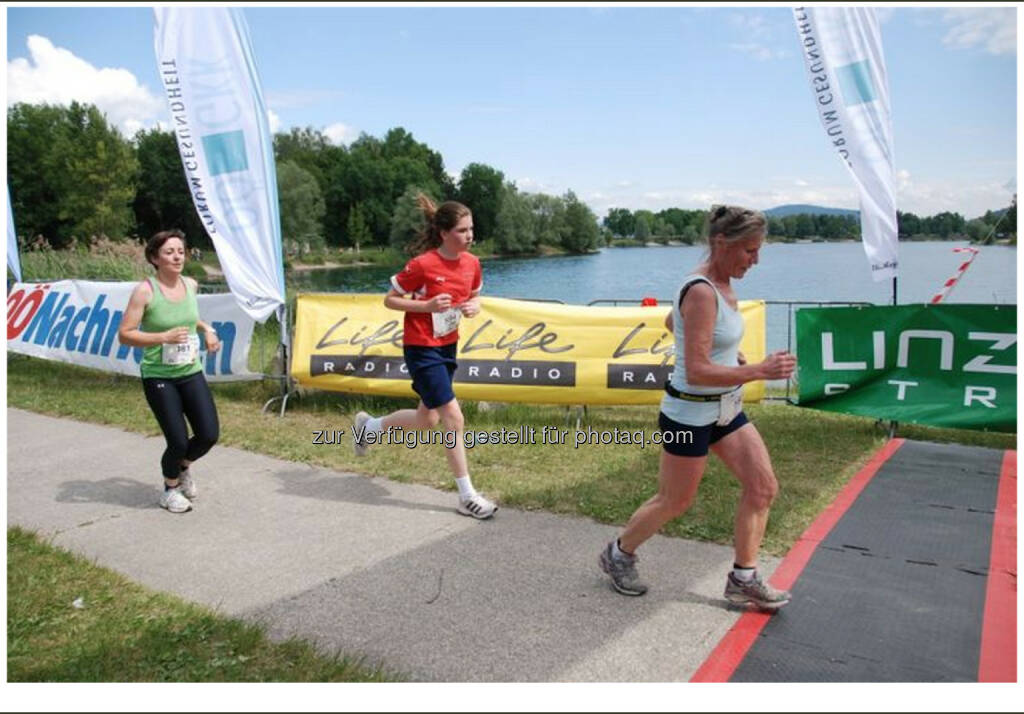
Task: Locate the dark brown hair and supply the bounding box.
[145,229,187,268]
[407,194,471,255]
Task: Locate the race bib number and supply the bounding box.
[161,334,200,366]
[431,307,462,338]
[717,387,743,426]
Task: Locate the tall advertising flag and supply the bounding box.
[153,8,285,321]
[7,186,23,283]
[793,7,898,282]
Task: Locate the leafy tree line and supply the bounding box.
[7,102,600,256]
[602,205,1016,243]
[10,101,1012,257]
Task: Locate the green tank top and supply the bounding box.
[139,276,203,379]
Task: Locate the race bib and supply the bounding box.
[717,387,743,426]
[161,334,200,366]
[431,307,462,338]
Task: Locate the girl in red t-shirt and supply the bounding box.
[352,195,497,519]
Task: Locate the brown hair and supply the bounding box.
[407,194,471,255]
[145,229,187,268]
[705,204,766,254]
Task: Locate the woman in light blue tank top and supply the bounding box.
[599,205,798,610]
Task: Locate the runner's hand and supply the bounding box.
[460,297,481,318]
[164,327,190,344]
[205,330,221,353]
[427,293,453,312]
[759,351,796,380]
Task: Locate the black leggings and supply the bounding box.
[142,371,220,480]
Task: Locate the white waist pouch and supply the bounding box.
[161,334,200,366]
[431,307,462,338]
[717,387,743,426]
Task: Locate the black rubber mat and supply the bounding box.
[731,440,1004,682]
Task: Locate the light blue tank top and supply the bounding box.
[660,274,745,426]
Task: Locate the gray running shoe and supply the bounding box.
[599,541,648,596]
[724,572,791,610]
[352,411,371,456]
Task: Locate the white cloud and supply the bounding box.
[267,110,282,134]
[7,35,164,137]
[727,13,771,39]
[896,169,911,191]
[794,179,809,187]
[323,122,359,146]
[729,43,783,62]
[942,8,1016,55]
[726,12,786,61]
[515,177,555,193]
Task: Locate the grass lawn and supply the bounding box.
[6,527,398,682]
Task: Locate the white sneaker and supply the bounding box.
[353,411,371,457]
[178,468,197,500]
[159,487,192,513]
[457,493,498,520]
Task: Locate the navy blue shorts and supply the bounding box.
[657,410,749,457]
[404,343,458,409]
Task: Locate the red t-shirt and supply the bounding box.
[390,250,483,346]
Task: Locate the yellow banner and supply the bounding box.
[291,294,766,405]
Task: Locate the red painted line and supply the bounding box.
[690,438,905,682]
[978,450,1017,682]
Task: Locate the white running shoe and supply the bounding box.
[457,493,498,520]
[178,467,197,500]
[159,487,192,513]
[353,411,371,457]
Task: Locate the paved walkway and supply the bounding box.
[7,408,772,682]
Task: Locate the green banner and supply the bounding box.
[796,304,1016,432]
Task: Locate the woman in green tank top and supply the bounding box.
[118,230,222,514]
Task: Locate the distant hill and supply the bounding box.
[765,204,859,218]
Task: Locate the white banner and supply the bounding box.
[7,186,22,282]
[7,280,258,382]
[793,7,898,282]
[153,8,285,321]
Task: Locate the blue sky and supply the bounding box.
[4,4,1018,220]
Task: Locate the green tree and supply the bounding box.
[494,183,537,254]
[655,207,688,235]
[8,102,138,246]
[390,186,432,250]
[530,193,567,247]
[560,191,599,253]
[456,163,504,241]
[346,202,372,253]
[133,128,207,246]
[603,207,635,237]
[652,217,673,241]
[277,160,326,249]
[634,214,651,241]
[897,211,921,237]
[273,127,331,188]
[58,103,139,242]
[7,103,70,244]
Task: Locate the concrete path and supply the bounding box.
[7,408,774,682]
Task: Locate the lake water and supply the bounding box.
[287,241,1017,352]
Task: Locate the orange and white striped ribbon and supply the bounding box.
[930,246,980,304]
